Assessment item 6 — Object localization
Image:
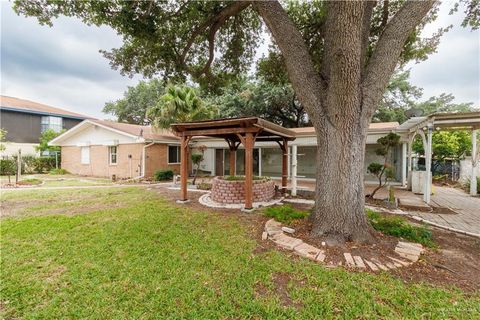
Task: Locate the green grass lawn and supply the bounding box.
[1,188,479,319]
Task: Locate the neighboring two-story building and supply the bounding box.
[0,95,89,156]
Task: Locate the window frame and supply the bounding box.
[41,116,63,133]
[109,146,118,165]
[167,145,181,164]
[81,146,90,165]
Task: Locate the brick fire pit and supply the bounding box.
[211,176,275,204]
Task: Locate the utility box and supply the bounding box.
[411,171,431,194]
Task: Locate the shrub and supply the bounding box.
[366,209,435,247]
[49,168,69,175]
[196,182,212,190]
[224,176,269,181]
[0,159,16,178]
[264,205,309,224]
[32,157,56,173]
[154,169,174,181]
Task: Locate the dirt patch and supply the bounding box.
[272,272,302,309]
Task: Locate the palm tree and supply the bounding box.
[148,84,217,129]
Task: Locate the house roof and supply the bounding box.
[89,119,178,141]
[49,119,179,146]
[0,95,89,119]
[171,117,297,141]
[290,121,400,136]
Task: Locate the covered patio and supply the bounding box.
[397,112,480,204]
[171,117,296,210]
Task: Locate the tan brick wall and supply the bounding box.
[144,144,181,178]
[61,144,143,179]
[211,177,275,204]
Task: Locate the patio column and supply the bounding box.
[244,133,254,209]
[229,149,236,176]
[470,128,478,195]
[281,139,288,193]
[407,139,413,190]
[424,124,433,204]
[291,145,298,196]
[401,142,407,187]
[180,135,190,202]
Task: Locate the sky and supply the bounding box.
[1,1,479,120]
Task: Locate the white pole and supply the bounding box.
[401,142,407,187]
[407,136,413,190]
[16,148,21,185]
[258,148,262,176]
[470,129,478,196]
[424,125,433,204]
[291,145,298,196]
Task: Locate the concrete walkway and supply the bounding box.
[412,186,480,236]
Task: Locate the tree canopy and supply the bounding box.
[103,79,165,125]
[148,84,217,129]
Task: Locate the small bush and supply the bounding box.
[224,176,269,181]
[154,169,174,181]
[49,168,69,175]
[0,159,16,176]
[366,209,435,247]
[196,182,212,190]
[33,157,56,173]
[264,205,309,224]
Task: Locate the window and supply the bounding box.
[109,146,118,165]
[41,116,63,132]
[81,147,90,164]
[168,145,181,164]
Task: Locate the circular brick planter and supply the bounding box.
[211,176,275,204]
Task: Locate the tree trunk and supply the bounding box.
[310,116,375,243]
[255,0,435,244]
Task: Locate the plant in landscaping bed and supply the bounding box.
[367,133,401,198]
[154,169,174,181]
[366,209,435,247]
[224,175,269,181]
[196,182,212,190]
[49,168,69,175]
[17,178,42,186]
[0,159,16,183]
[264,205,309,224]
[191,153,204,185]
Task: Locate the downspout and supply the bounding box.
[129,141,155,181]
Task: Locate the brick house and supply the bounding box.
[49,119,182,179]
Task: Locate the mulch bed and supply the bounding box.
[155,186,480,293]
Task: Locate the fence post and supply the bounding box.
[16,149,21,185]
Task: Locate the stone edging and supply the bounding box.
[199,193,284,209]
[263,219,424,272]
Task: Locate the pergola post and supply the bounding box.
[424,124,433,204]
[180,135,190,202]
[470,129,478,196]
[244,133,254,209]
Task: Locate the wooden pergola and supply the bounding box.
[171,117,296,209]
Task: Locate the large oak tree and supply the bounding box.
[14,0,478,242]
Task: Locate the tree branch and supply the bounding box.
[179,1,251,68]
[254,1,326,124]
[362,0,436,122]
[361,1,377,74]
